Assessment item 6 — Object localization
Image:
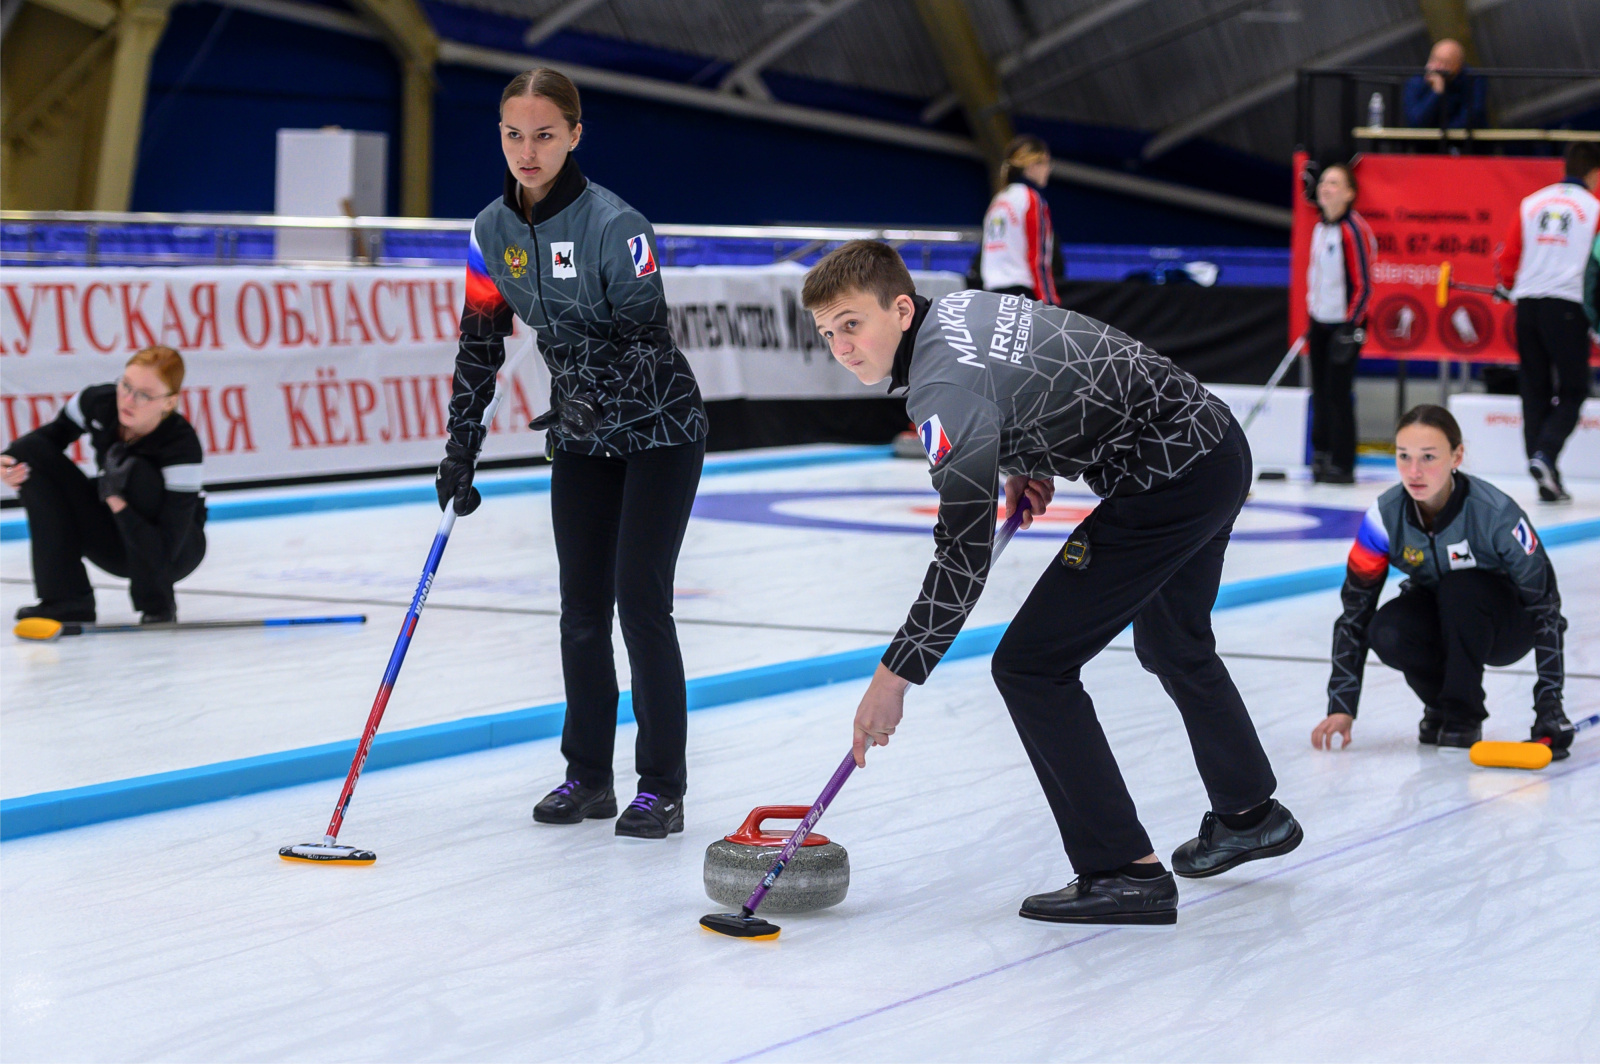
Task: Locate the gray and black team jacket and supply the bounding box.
[1329,472,1564,716]
[447,158,706,458]
[884,290,1233,684]
[4,383,206,590]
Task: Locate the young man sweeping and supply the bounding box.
[803,240,1301,926]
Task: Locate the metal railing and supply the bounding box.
[0,210,981,270]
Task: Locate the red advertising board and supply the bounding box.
[1290,152,1570,362]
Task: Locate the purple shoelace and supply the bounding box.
[553,780,583,796]
[627,792,658,812]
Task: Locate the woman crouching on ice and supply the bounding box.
[2,346,206,625]
[1314,404,1573,757]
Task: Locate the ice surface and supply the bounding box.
[3,454,1598,1061]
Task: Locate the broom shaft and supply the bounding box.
[62,615,364,635]
[740,499,1035,915]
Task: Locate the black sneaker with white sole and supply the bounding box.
[532,780,617,824]
[1171,799,1303,879]
[614,791,683,838]
[1019,870,1178,925]
[1530,454,1571,503]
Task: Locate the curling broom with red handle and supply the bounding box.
[279,343,531,865]
[701,497,1035,939]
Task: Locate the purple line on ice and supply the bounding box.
[727,755,1599,1063]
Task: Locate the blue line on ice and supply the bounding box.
[4,517,1597,840]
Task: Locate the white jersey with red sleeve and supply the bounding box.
[1306,210,1376,325]
[980,181,1058,303]
[1495,179,1600,303]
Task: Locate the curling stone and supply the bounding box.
[892,430,925,459]
[703,806,849,914]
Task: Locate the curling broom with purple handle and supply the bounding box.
[700,496,1036,940]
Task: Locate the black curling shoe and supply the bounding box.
[1418,705,1444,745]
[532,780,617,824]
[614,791,684,839]
[1532,703,1575,761]
[15,596,95,623]
[1019,870,1178,925]
[1435,720,1482,749]
[1171,800,1303,879]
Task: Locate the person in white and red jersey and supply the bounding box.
[1496,142,1600,502]
[980,135,1060,305]
[1305,162,1376,484]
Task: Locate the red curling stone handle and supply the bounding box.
[726,805,830,847]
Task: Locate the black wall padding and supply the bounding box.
[1056,281,1290,385]
[705,398,909,452]
[703,283,1291,451]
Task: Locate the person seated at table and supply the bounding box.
[1402,39,1487,130]
[1,346,206,624]
[1312,405,1573,757]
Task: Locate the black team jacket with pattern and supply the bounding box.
[1329,473,1564,716]
[447,158,706,459]
[884,289,1233,685]
[4,383,206,596]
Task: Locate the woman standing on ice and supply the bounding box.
[1303,162,1375,484]
[2,345,206,625]
[979,135,1061,305]
[436,68,707,840]
[1313,405,1573,756]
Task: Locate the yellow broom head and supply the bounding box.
[13,618,64,641]
[1468,740,1552,771]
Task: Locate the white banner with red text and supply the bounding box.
[1,265,963,491]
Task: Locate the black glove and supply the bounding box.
[98,442,135,503]
[1531,702,1575,760]
[435,453,480,516]
[1329,323,1365,365]
[1300,159,1322,207]
[529,393,602,439]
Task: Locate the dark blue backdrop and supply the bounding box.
[131,2,1288,245]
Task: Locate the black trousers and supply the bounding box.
[549,439,704,797]
[10,434,204,614]
[1516,297,1593,463]
[991,421,1277,874]
[1308,320,1359,473]
[1367,570,1534,722]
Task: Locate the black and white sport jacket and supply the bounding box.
[5,382,206,583]
[884,289,1233,684]
[1329,472,1564,717]
[449,157,706,459]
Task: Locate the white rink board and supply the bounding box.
[1204,383,1308,470]
[1450,392,1600,477]
[0,265,961,494]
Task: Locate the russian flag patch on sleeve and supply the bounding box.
[628,233,657,277]
[918,414,952,466]
[1512,517,1539,555]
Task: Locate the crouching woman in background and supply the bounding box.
[1,346,206,625]
[1312,405,1574,757]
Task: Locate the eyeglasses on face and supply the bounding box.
[117,376,174,406]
